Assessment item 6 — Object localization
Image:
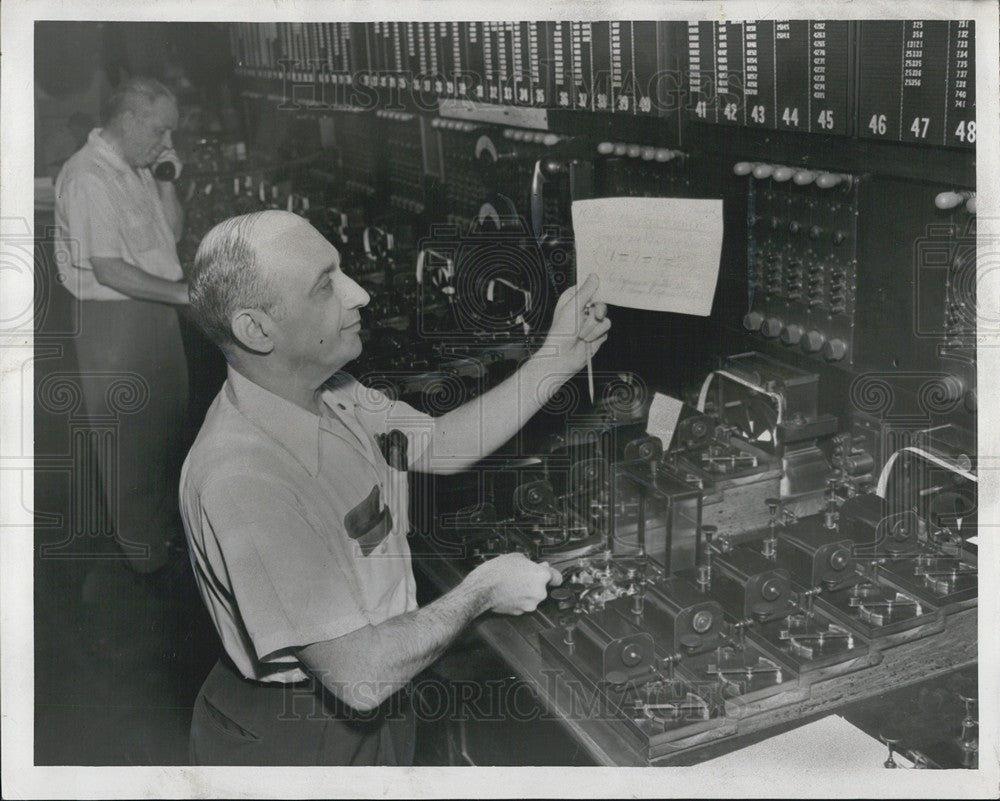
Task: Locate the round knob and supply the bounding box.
[597,141,615,155]
[701,525,717,541]
[654,148,675,162]
[761,317,783,338]
[752,163,775,180]
[816,172,844,189]
[613,142,628,156]
[802,329,826,353]
[828,548,850,571]
[733,161,756,176]
[793,169,816,185]
[822,338,848,361]
[680,634,702,654]
[789,220,801,234]
[773,165,795,182]
[640,146,656,161]
[742,311,765,332]
[832,230,846,245]
[621,643,643,667]
[626,144,642,158]
[935,191,967,210]
[691,609,714,633]
[760,578,783,601]
[809,225,822,239]
[780,323,804,346]
[966,195,977,214]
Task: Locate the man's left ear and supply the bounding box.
[230,308,276,355]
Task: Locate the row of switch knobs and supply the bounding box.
[743,312,848,361]
[753,216,847,244]
[734,161,853,188]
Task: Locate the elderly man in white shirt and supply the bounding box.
[180,210,611,764]
[54,76,190,578]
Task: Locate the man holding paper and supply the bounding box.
[179,210,610,765]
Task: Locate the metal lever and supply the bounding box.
[697,525,717,590]
[764,497,782,559]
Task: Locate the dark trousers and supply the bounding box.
[71,299,188,573]
[189,658,416,766]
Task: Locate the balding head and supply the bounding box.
[105,77,176,124]
[189,211,299,350]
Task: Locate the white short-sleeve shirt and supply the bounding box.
[54,128,183,301]
[180,367,435,684]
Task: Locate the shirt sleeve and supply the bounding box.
[57,171,123,269]
[196,473,371,662]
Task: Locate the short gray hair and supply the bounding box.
[106,76,176,123]
[189,213,282,350]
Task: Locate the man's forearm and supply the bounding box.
[91,256,189,305]
[415,351,573,474]
[157,181,184,242]
[297,573,490,711]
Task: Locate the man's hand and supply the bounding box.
[542,273,611,373]
[466,552,563,615]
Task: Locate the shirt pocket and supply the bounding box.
[344,485,394,557]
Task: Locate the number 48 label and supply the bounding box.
[955,120,976,143]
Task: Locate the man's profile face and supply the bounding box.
[120,95,178,168]
[257,220,371,379]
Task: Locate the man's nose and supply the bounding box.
[341,273,370,308]
[162,130,173,150]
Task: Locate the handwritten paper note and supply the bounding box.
[571,196,724,315]
[646,392,684,448]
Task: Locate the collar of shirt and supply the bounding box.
[86,128,134,175]
[226,366,375,477]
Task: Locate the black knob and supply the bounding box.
[760,578,783,601]
[761,317,783,338]
[680,634,702,654]
[540,156,566,176]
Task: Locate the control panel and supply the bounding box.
[739,161,859,365]
[223,15,979,768]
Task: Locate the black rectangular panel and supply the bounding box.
[552,21,574,109]
[717,21,744,125]
[463,22,486,104]
[809,21,851,134]
[858,21,904,142]
[687,21,717,122]
[743,21,774,129]
[946,20,976,149]
[774,20,809,132]
[631,21,659,116]
[899,20,950,144]
[527,21,551,107]
[572,21,595,111]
